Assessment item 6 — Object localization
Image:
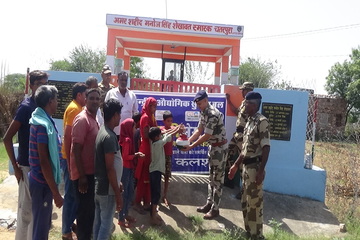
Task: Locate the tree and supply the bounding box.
[49,45,106,72]
[130,57,146,78]
[50,45,146,76]
[184,61,213,83]
[49,59,72,71]
[238,57,281,88]
[325,46,360,124]
[2,73,25,92]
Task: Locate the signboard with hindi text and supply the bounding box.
[48,80,74,119]
[135,91,226,174]
[261,102,293,141]
[107,14,244,38]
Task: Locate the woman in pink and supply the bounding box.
[118,118,144,227]
[134,97,157,213]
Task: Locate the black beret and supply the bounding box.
[194,90,208,102]
[245,92,262,100]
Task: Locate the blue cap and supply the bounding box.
[245,92,262,100]
[194,90,208,102]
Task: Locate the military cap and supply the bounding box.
[245,91,262,100]
[102,65,112,74]
[239,82,254,90]
[194,90,208,102]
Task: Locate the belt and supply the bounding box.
[243,156,261,165]
[211,139,228,147]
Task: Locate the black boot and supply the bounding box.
[196,202,212,213]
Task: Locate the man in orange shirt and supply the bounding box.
[61,83,87,240]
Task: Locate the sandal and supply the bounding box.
[162,197,171,207]
[62,232,77,240]
[118,220,131,228]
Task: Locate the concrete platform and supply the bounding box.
[0,173,344,238]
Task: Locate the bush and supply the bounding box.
[0,86,24,138]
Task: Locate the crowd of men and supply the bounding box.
[3,64,270,240]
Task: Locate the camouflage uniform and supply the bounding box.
[241,112,270,239]
[199,103,227,211]
[98,82,115,109]
[226,99,248,172]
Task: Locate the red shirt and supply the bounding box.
[160,126,174,156]
[70,108,99,180]
[121,138,135,169]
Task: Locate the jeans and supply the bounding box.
[61,163,78,234]
[15,166,32,240]
[118,167,134,221]
[93,194,116,240]
[29,176,52,240]
[74,175,95,240]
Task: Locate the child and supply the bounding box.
[132,112,142,153]
[118,118,144,227]
[148,125,182,225]
[160,111,175,206]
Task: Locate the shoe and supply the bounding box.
[196,203,212,213]
[235,191,242,199]
[203,209,219,220]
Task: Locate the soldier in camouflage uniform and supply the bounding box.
[98,65,115,108]
[182,90,227,220]
[224,82,254,192]
[229,92,270,240]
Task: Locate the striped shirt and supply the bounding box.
[29,124,62,184]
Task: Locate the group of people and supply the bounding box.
[4,63,270,240]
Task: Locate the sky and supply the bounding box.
[1,0,359,94]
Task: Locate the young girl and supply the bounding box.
[134,97,157,214]
[118,118,144,227]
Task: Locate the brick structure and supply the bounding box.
[313,95,347,136]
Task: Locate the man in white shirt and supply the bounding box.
[105,71,139,137]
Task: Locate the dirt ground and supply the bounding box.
[0,172,345,239]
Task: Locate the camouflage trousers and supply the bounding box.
[226,134,243,169]
[207,146,227,210]
[241,162,264,239]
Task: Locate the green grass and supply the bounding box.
[0,141,10,182]
[0,141,8,171]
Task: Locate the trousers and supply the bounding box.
[206,146,226,210]
[241,162,264,239]
[15,166,33,240]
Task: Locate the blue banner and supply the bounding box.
[134,91,226,174]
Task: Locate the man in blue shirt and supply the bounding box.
[3,70,48,240]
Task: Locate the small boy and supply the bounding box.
[160,111,175,206]
[148,125,182,225]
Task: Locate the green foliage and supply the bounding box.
[2,73,26,92]
[49,46,146,76]
[49,44,106,73]
[238,57,281,88]
[49,59,72,71]
[268,218,283,238]
[345,216,360,238]
[130,57,146,78]
[325,46,360,124]
[187,214,204,233]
